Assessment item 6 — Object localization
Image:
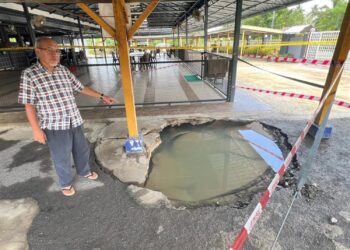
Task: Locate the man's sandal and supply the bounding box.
[83,171,98,180]
[61,185,75,197]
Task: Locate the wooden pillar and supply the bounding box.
[113,0,138,137]
[314,2,350,126]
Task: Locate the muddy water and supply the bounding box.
[145,121,271,203]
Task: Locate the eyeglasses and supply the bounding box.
[38,48,61,55]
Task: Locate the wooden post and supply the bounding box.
[314,2,350,126]
[113,0,138,137]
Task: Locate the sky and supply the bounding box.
[299,0,333,10]
[293,0,348,13]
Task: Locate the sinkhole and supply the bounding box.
[144,120,296,207]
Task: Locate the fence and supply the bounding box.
[0,54,228,111]
[306,31,350,69]
[306,31,339,60]
[0,50,30,70]
[176,50,231,98]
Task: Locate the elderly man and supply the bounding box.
[18,37,116,196]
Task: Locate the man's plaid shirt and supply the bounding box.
[18,62,84,130]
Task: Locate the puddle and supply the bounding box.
[145,120,286,207]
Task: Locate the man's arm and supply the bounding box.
[80,87,117,105]
[25,104,47,144]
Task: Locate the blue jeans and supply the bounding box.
[44,125,91,188]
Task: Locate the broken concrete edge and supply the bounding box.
[126,185,186,210]
[94,116,281,208]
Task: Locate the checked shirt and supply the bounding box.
[18,62,84,130]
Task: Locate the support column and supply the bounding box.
[209,34,212,50]
[16,27,25,47]
[204,0,208,52]
[311,2,350,138]
[226,32,230,54]
[77,17,86,60]
[0,26,6,43]
[91,35,97,59]
[185,17,188,46]
[113,0,139,140]
[69,35,77,65]
[100,28,107,63]
[240,30,245,57]
[227,0,243,102]
[177,26,180,47]
[22,3,36,46]
[172,29,175,46]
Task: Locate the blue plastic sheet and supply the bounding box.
[239,130,284,172]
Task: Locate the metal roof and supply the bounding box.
[0,0,311,37]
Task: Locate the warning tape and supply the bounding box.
[0,39,339,52]
[244,54,331,66]
[237,86,350,109]
[242,40,337,48]
[230,65,345,250]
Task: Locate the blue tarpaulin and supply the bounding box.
[239,130,284,172]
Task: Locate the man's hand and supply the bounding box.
[25,104,46,144]
[33,128,47,144]
[80,87,117,105]
[101,95,117,105]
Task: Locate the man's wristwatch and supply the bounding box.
[100,93,104,100]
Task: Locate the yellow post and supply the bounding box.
[240,30,245,57]
[314,2,350,126]
[113,0,138,137]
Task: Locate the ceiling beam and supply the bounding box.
[128,0,159,39]
[77,3,115,37]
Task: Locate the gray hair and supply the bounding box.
[34,37,55,49]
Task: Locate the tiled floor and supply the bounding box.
[0,56,225,109]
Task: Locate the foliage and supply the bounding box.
[242,6,305,29]
[242,46,278,56]
[242,0,348,31]
[312,0,348,31]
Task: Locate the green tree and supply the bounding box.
[242,6,305,29]
[242,0,348,31]
[314,0,347,31]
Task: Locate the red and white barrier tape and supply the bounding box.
[244,54,331,66]
[230,65,345,250]
[237,86,350,109]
